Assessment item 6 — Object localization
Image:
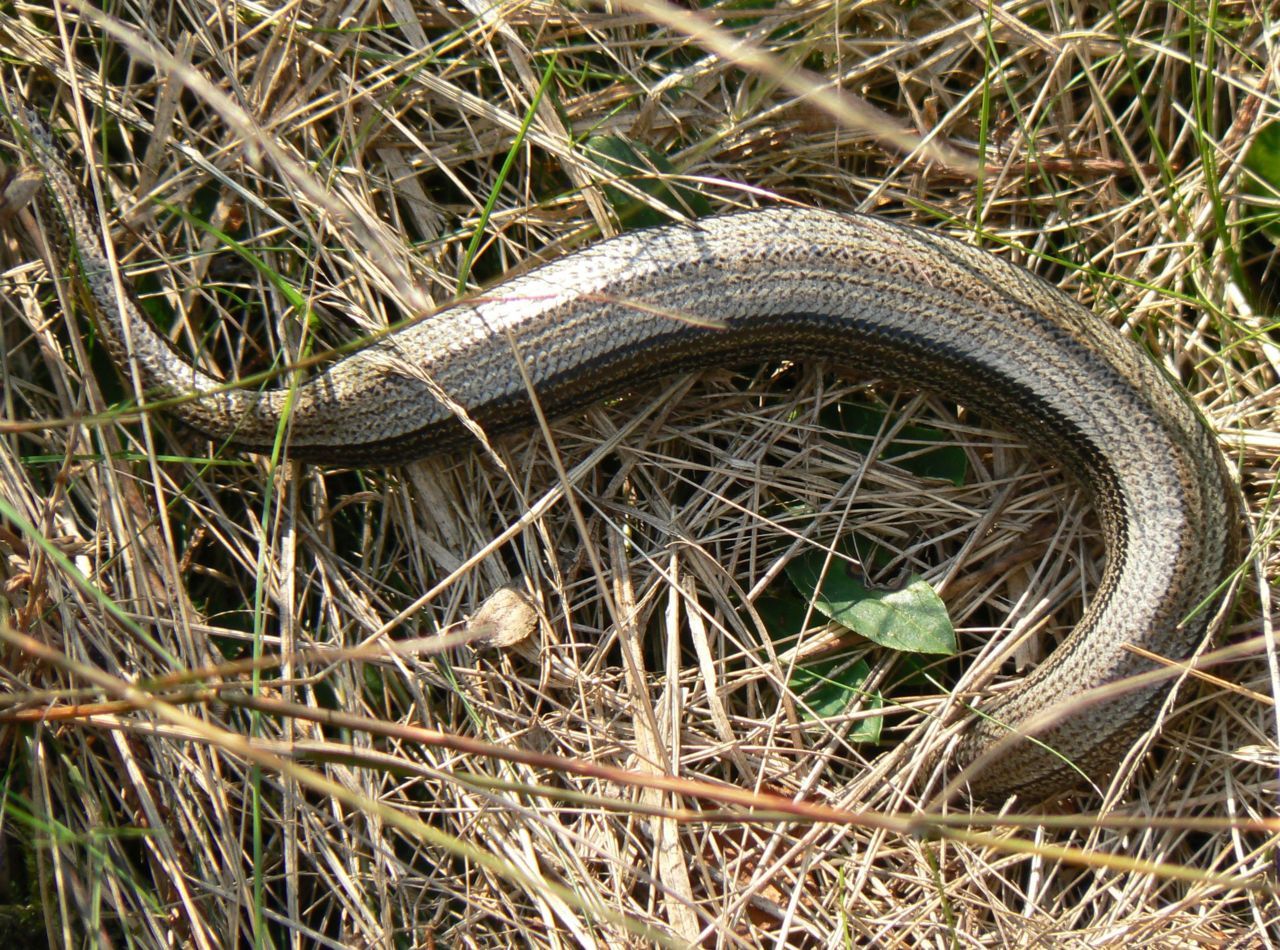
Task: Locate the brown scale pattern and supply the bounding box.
[22,107,1236,801]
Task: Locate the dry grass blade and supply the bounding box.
[0,0,1277,946]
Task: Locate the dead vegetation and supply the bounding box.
[0,0,1277,945]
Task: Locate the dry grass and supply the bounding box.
[0,0,1277,946]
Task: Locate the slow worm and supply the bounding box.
[21,107,1236,800]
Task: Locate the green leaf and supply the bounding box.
[753,591,818,646]
[582,134,711,228]
[785,548,957,655]
[754,594,882,735]
[1242,120,1280,241]
[818,402,968,485]
[788,657,882,740]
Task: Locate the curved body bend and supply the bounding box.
[25,108,1235,800]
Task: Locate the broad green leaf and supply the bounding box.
[583,134,711,228]
[1242,120,1280,241]
[785,548,957,655]
[788,657,882,741]
[818,401,968,486]
[754,594,882,734]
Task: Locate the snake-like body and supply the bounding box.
[22,107,1235,800]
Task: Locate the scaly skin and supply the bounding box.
[22,106,1236,800]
